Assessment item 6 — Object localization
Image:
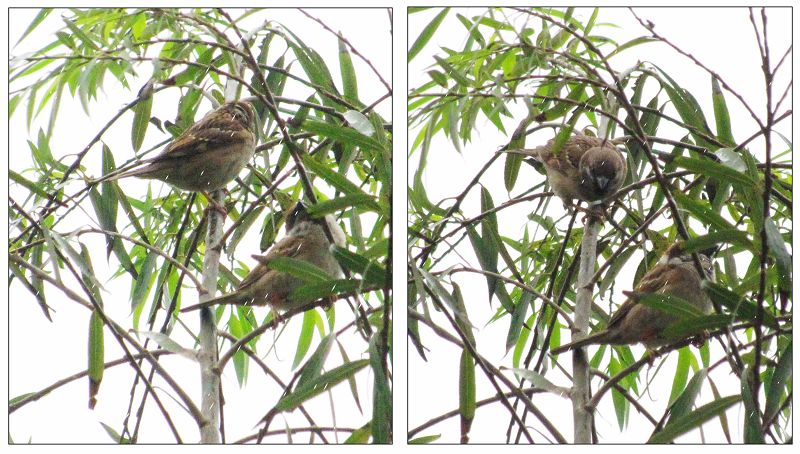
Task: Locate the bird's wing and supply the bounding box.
[607,263,676,328]
[606,298,636,330]
[239,235,307,288]
[156,109,251,161]
[610,262,697,329]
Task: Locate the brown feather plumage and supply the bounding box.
[551,245,713,355]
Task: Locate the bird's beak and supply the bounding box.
[594,176,610,191]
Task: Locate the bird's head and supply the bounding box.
[579,145,626,200]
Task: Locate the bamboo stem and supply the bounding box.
[198,190,225,443]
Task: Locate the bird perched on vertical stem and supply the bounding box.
[181,202,346,314]
[551,243,715,355]
[95,100,257,211]
[509,132,627,208]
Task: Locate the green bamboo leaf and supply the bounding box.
[338,35,359,105]
[702,281,779,329]
[682,229,756,256]
[634,292,704,319]
[9,392,37,408]
[259,210,285,252]
[476,16,514,31]
[300,334,336,387]
[434,55,471,87]
[15,8,53,46]
[539,85,586,122]
[9,94,21,117]
[455,14,485,47]
[450,283,475,346]
[229,205,265,254]
[292,311,318,370]
[706,378,733,442]
[337,341,363,414]
[763,218,791,294]
[607,36,658,59]
[459,349,476,443]
[649,395,742,443]
[666,368,708,425]
[671,191,734,232]
[671,155,757,188]
[505,292,531,352]
[609,357,630,430]
[409,434,441,444]
[369,334,391,444]
[344,423,371,443]
[599,246,637,294]
[282,31,340,102]
[711,76,734,146]
[330,246,387,288]
[227,315,248,386]
[764,341,792,425]
[9,170,57,202]
[662,314,733,339]
[88,310,104,409]
[427,69,449,87]
[653,65,715,148]
[741,367,765,443]
[306,194,382,217]
[47,232,104,293]
[420,269,475,337]
[669,348,691,405]
[504,152,523,192]
[267,256,333,283]
[409,8,450,62]
[288,278,360,302]
[63,18,99,50]
[274,359,369,412]
[99,421,131,444]
[131,251,157,312]
[131,83,153,151]
[302,120,384,151]
[302,153,377,203]
[466,223,499,301]
[89,149,119,258]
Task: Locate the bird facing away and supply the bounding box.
[511,132,627,206]
[181,202,346,313]
[551,243,714,355]
[101,100,257,192]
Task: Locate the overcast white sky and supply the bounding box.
[5,6,392,444]
[408,6,792,444]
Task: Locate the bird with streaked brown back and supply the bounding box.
[510,132,627,207]
[551,243,714,355]
[181,202,346,315]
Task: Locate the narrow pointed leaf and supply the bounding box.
[274,359,369,412]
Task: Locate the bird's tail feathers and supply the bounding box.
[550,330,610,355]
[88,166,151,186]
[180,291,245,312]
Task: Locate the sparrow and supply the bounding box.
[99,100,257,193]
[510,132,626,207]
[551,243,714,355]
[181,202,346,314]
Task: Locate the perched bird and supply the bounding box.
[181,202,346,314]
[551,243,714,355]
[510,132,626,207]
[99,100,257,193]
